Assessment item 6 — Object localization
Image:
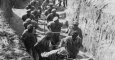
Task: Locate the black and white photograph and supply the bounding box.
[0,0,114,60]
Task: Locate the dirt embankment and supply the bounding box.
[66,0,115,60]
[0,0,32,35]
[0,0,31,59]
[0,10,32,60]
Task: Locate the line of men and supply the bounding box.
[20,0,83,60]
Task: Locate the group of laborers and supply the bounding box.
[20,0,83,60]
[51,0,67,7]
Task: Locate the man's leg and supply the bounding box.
[34,46,44,60]
[51,34,59,49]
[32,47,39,60]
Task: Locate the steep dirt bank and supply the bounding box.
[9,12,25,36]
[0,0,32,35]
[0,10,32,60]
[66,0,115,60]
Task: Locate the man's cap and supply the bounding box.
[51,9,56,13]
[25,18,31,23]
[27,24,33,30]
[73,21,79,26]
[27,9,31,13]
[53,17,59,21]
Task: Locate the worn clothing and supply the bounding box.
[47,13,59,22]
[67,26,83,48]
[48,21,63,32]
[67,26,83,39]
[22,14,35,21]
[41,48,66,60]
[48,21,63,46]
[34,36,52,60]
[21,29,37,55]
[59,36,81,59]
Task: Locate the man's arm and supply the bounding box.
[20,30,27,41]
[46,13,51,22]
[44,10,48,16]
[31,14,35,20]
[60,22,63,27]
[56,13,60,18]
[58,38,66,48]
[47,22,52,31]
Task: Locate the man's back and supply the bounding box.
[59,36,81,58]
[34,36,52,53]
[68,26,83,39]
[21,29,37,50]
[48,21,63,32]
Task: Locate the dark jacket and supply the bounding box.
[21,29,37,52]
[59,36,81,59]
[67,26,83,39]
[47,21,63,32]
[34,36,52,53]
